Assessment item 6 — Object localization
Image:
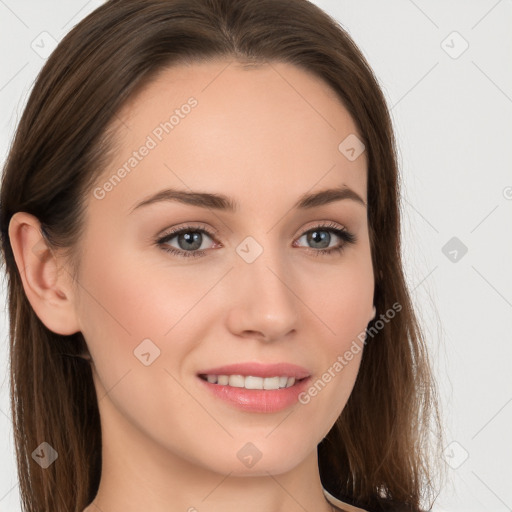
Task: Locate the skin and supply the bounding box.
[9,59,374,512]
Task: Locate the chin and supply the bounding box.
[205,444,311,477]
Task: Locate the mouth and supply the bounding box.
[196,363,312,413]
[195,362,312,412]
[198,373,308,390]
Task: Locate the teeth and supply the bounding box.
[217,375,229,385]
[246,376,264,389]
[202,374,300,389]
[228,375,245,387]
[263,376,279,390]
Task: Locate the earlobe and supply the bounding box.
[369,305,376,322]
[8,212,81,336]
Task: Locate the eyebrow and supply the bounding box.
[129,185,366,214]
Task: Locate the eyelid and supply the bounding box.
[158,222,219,240]
[296,220,347,237]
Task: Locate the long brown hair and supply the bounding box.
[0,1,443,511]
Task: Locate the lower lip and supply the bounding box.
[197,376,311,413]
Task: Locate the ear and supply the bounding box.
[369,305,376,322]
[8,212,81,336]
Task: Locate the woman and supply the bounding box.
[0,1,443,511]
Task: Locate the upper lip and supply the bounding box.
[197,362,311,380]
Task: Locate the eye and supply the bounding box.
[156,223,215,258]
[293,221,357,257]
[155,221,357,259]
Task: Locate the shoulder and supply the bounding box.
[323,487,369,512]
[323,488,421,512]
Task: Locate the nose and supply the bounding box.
[225,243,300,343]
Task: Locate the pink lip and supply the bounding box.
[197,362,311,380]
[197,375,311,413]
[196,362,312,413]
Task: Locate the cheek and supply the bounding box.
[295,251,372,424]
[76,249,207,447]
[78,240,204,342]
[74,245,174,390]
[306,250,374,346]
[76,243,218,399]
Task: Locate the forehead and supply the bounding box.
[92,59,367,216]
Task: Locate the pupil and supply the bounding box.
[308,230,329,249]
[179,232,202,250]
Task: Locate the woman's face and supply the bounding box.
[73,59,374,476]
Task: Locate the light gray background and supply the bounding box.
[1,1,511,511]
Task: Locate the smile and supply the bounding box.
[198,374,302,390]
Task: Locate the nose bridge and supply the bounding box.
[235,233,289,293]
[230,232,299,337]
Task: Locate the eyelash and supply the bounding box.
[155,221,357,259]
